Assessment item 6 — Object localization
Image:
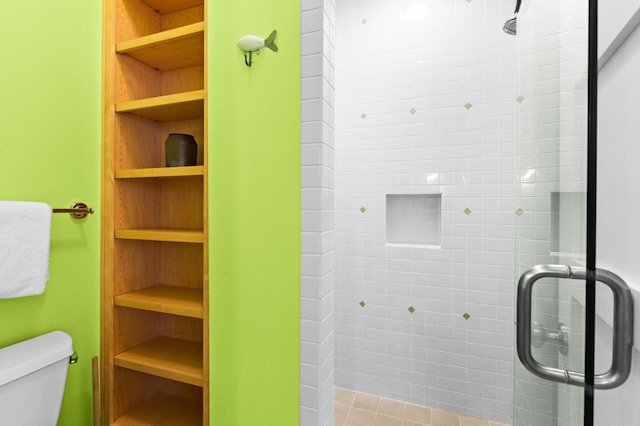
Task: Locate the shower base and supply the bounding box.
[334,388,510,426]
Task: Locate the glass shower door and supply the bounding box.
[512,1,634,426]
[513,0,588,424]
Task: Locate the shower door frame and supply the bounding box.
[584,0,598,423]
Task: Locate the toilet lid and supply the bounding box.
[0,331,73,387]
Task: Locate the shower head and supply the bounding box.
[503,0,522,35]
[503,16,517,35]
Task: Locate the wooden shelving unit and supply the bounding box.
[116,22,205,71]
[116,165,204,179]
[115,229,204,243]
[116,90,205,122]
[102,0,208,424]
[112,393,203,426]
[114,336,203,386]
[115,285,203,318]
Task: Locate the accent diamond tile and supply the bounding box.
[361,18,368,25]
[360,207,366,213]
[361,113,367,120]
[516,95,525,103]
[408,306,415,313]
[409,107,417,115]
[463,312,471,320]
[464,102,473,110]
[359,301,366,307]
[516,208,524,216]
[464,208,472,215]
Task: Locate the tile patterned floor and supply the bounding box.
[334,388,510,426]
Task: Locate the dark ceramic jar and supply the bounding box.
[165,133,197,167]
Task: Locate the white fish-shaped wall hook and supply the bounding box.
[237,30,278,66]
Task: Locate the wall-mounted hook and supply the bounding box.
[238,30,278,67]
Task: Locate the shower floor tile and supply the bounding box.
[334,388,510,426]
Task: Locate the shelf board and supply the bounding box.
[113,393,202,426]
[116,166,204,179]
[116,90,204,122]
[117,22,204,72]
[115,229,204,243]
[114,336,203,387]
[115,285,203,318]
[140,0,203,14]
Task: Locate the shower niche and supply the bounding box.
[386,194,442,247]
[550,191,587,257]
[101,0,208,424]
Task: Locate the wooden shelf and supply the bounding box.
[115,285,203,318]
[116,165,204,179]
[116,90,205,122]
[140,0,203,15]
[114,336,203,387]
[115,229,204,243]
[117,22,204,72]
[113,393,202,426]
[104,0,209,422]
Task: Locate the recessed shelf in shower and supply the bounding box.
[386,194,441,247]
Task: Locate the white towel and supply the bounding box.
[0,201,52,298]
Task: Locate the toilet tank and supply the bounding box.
[0,331,74,426]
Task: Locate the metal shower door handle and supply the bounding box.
[516,265,634,389]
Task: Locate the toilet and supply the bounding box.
[0,331,75,425]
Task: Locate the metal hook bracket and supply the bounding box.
[238,30,277,67]
[52,202,94,219]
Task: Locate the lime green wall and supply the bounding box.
[0,2,101,425]
[208,1,301,424]
[0,1,299,424]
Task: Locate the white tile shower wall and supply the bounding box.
[301,0,337,425]
[334,0,516,423]
[512,1,589,426]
